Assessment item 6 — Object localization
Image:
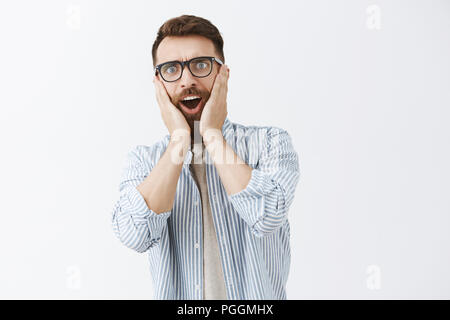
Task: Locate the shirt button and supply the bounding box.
[194,200,199,206]
[195,284,200,291]
[194,243,200,249]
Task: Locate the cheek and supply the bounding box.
[207,70,221,91]
[204,79,215,92]
[163,84,176,100]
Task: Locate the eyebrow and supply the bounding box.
[158,55,212,65]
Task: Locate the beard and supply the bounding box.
[172,87,211,133]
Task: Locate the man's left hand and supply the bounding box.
[199,64,230,138]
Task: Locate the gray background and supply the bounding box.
[0,0,449,299]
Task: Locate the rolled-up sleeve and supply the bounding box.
[111,145,171,253]
[228,128,300,237]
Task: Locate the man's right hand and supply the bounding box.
[153,76,191,140]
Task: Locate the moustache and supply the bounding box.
[174,88,210,105]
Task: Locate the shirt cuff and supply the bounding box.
[127,186,171,245]
[227,168,280,230]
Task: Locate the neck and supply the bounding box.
[191,120,203,146]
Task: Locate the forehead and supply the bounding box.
[156,35,217,64]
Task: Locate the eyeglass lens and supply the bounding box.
[160,57,212,81]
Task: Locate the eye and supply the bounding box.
[162,63,179,74]
[166,66,177,74]
[196,62,208,69]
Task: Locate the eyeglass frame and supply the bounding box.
[154,56,224,82]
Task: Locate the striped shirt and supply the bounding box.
[111,117,301,299]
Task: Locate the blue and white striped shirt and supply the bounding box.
[111,117,300,299]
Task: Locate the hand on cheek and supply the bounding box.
[153,75,191,137]
[199,64,230,138]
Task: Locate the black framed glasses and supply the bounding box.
[154,56,224,82]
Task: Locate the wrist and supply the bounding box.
[167,132,190,166]
[202,128,223,148]
[169,129,191,146]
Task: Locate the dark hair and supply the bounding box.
[151,15,225,67]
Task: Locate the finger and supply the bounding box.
[154,76,165,98]
[153,76,163,104]
[220,64,229,86]
[210,65,228,99]
[218,64,229,94]
[154,76,172,107]
[223,65,229,87]
[159,80,174,106]
[154,79,173,117]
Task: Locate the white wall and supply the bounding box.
[0,0,449,299]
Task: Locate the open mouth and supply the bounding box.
[179,95,203,114]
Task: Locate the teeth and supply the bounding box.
[183,96,200,101]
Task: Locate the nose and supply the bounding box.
[179,64,198,88]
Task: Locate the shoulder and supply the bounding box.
[225,119,295,167]
[228,119,291,143]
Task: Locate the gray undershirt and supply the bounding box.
[189,141,228,300]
